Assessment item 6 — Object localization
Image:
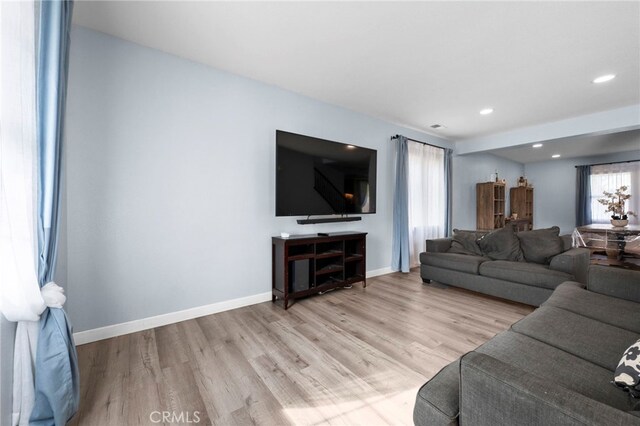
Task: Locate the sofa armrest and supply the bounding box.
[413,360,460,426]
[548,247,589,283]
[588,265,640,303]
[426,238,452,253]
[460,352,637,426]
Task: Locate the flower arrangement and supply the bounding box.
[598,186,636,220]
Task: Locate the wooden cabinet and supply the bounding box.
[510,187,534,231]
[476,182,506,230]
[272,232,366,309]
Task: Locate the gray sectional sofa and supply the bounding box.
[413,265,640,426]
[420,226,590,306]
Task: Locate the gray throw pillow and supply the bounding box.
[613,339,640,398]
[477,226,524,261]
[448,229,483,256]
[516,226,564,264]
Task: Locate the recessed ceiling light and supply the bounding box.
[430,124,446,129]
[479,108,494,115]
[552,154,561,158]
[346,145,356,149]
[532,143,543,148]
[592,74,616,84]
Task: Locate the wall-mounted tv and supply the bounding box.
[276,130,377,217]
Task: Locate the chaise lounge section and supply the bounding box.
[420,226,590,306]
[413,265,640,426]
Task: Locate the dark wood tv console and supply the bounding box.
[272,232,367,309]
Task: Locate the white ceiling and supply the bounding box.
[72,1,640,140]
[490,129,640,164]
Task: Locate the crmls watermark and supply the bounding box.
[149,411,201,424]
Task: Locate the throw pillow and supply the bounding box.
[516,226,564,264]
[613,339,640,398]
[476,226,524,261]
[448,229,483,256]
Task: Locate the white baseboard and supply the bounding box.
[366,266,394,278]
[74,267,396,346]
[73,291,272,346]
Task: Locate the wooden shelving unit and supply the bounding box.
[510,187,534,231]
[476,182,506,230]
[272,232,366,309]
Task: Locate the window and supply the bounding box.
[589,162,640,224]
[407,142,445,267]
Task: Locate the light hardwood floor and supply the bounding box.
[70,270,533,426]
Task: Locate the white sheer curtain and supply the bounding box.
[590,162,640,225]
[0,2,47,425]
[407,141,445,267]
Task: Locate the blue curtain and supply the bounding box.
[575,165,592,227]
[391,136,410,272]
[444,148,453,237]
[31,1,79,425]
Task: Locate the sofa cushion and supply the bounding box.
[477,331,640,412]
[544,282,640,334]
[516,226,564,264]
[447,229,483,256]
[511,306,640,372]
[420,252,488,274]
[614,339,640,398]
[478,260,571,290]
[413,360,459,426]
[477,226,524,261]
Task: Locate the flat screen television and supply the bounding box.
[276,130,377,217]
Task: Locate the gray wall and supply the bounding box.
[64,27,451,332]
[452,153,525,230]
[0,316,15,426]
[524,151,640,234]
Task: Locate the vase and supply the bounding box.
[611,219,629,227]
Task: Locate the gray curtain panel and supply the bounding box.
[575,165,592,226]
[392,135,411,272]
